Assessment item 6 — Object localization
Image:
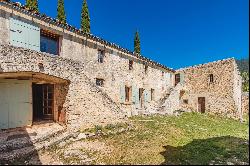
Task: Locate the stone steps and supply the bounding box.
[0,128,75,164]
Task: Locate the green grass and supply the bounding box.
[87,112,249,165]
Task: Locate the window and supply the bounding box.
[98,50,104,63]
[129,60,133,70]
[96,78,104,87]
[151,89,155,101]
[175,74,180,86]
[183,99,188,104]
[144,65,148,73]
[40,29,59,55]
[209,74,214,83]
[125,86,132,102]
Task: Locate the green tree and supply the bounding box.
[134,31,141,54]
[241,72,249,92]
[26,0,39,12]
[81,0,91,33]
[57,0,66,24]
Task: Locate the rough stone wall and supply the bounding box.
[177,58,242,119]
[60,37,174,115]
[232,60,243,119]
[0,45,126,130]
[0,8,10,45]
[0,6,175,116]
[242,92,249,114]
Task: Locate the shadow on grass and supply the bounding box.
[160,136,249,165]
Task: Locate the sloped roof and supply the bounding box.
[0,0,175,73]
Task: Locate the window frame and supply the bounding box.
[98,49,105,63]
[125,86,132,102]
[129,60,133,70]
[96,78,104,87]
[40,29,60,56]
[209,74,214,83]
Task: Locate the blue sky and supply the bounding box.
[13,0,249,69]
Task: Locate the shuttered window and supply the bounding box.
[9,17,40,51]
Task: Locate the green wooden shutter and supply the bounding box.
[120,83,125,103]
[10,17,40,51]
[132,85,136,103]
[28,24,40,51]
[135,88,140,108]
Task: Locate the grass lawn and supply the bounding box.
[43,112,249,165]
[85,112,249,165]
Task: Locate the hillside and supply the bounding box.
[237,58,249,73]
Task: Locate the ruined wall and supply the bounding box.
[0,45,126,130]
[177,58,242,119]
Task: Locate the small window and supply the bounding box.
[183,99,188,104]
[125,86,132,102]
[98,50,104,63]
[209,74,214,83]
[175,74,180,86]
[162,71,164,77]
[96,78,104,87]
[151,89,155,101]
[144,65,148,73]
[129,60,133,70]
[40,29,60,56]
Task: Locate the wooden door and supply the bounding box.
[42,84,54,120]
[198,97,206,113]
[0,79,32,129]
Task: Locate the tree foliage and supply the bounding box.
[237,58,249,92]
[26,0,39,12]
[57,0,66,24]
[241,72,249,92]
[134,31,141,54]
[81,0,91,33]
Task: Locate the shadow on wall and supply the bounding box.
[0,128,42,165]
[160,136,249,165]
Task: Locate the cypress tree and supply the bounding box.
[57,0,66,24]
[134,31,141,54]
[81,0,91,33]
[33,0,38,12]
[25,0,33,9]
[26,0,39,12]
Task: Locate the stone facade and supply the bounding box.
[176,58,243,119]
[0,0,246,132]
[0,45,126,130]
[0,1,175,116]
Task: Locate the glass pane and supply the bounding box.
[40,35,58,55]
[44,100,47,107]
[48,93,53,99]
[48,100,53,107]
[48,107,52,114]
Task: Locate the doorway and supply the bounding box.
[198,97,205,113]
[32,84,54,121]
[139,88,144,108]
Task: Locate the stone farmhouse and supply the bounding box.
[0,0,246,131]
